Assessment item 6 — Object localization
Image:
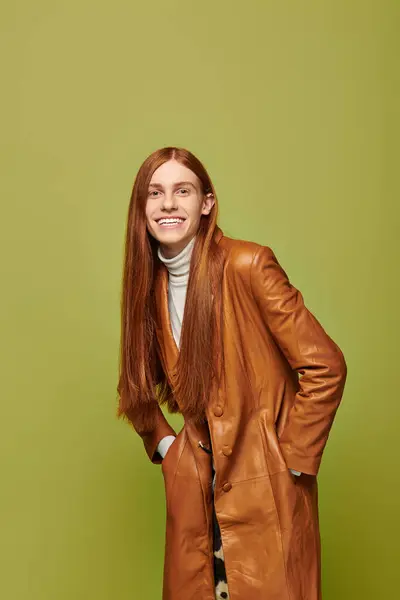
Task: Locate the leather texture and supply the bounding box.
[137,226,347,600]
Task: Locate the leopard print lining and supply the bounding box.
[212,465,230,600]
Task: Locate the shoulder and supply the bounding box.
[218,234,275,275]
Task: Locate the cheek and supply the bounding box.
[144,203,153,222]
[186,201,203,218]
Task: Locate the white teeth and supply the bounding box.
[158,218,184,225]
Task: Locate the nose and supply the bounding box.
[161,191,178,211]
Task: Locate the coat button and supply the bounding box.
[222,482,232,492]
[222,446,232,456]
[214,405,223,417]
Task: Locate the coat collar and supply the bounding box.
[154,225,224,371]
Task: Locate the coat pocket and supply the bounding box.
[161,427,185,474]
[161,436,177,472]
[161,427,186,515]
[258,408,292,477]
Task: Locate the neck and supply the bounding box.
[157,235,196,285]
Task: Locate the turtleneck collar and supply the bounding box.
[157,235,196,287]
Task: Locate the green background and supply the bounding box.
[1,1,398,598]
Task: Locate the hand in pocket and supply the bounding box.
[163,439,176,460]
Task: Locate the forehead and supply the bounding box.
[149,160,199,187]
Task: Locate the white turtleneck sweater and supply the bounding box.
[155,236,301,478]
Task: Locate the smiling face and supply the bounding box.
[145,159,215,258]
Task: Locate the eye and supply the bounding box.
[177,188,189,195]
[149,190,159,197]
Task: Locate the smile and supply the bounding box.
[156,218,186,228]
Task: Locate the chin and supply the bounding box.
[154,231,186,244]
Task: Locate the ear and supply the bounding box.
[202,192,215,216]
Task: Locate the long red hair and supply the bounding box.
[117,147,225,433]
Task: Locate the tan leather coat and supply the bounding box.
[139,226,347,600]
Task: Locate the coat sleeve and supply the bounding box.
[250,245,347,476]
[138,407,177,465]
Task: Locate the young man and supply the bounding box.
[117,146,347,600]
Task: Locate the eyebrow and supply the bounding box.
[148,181,196,189]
